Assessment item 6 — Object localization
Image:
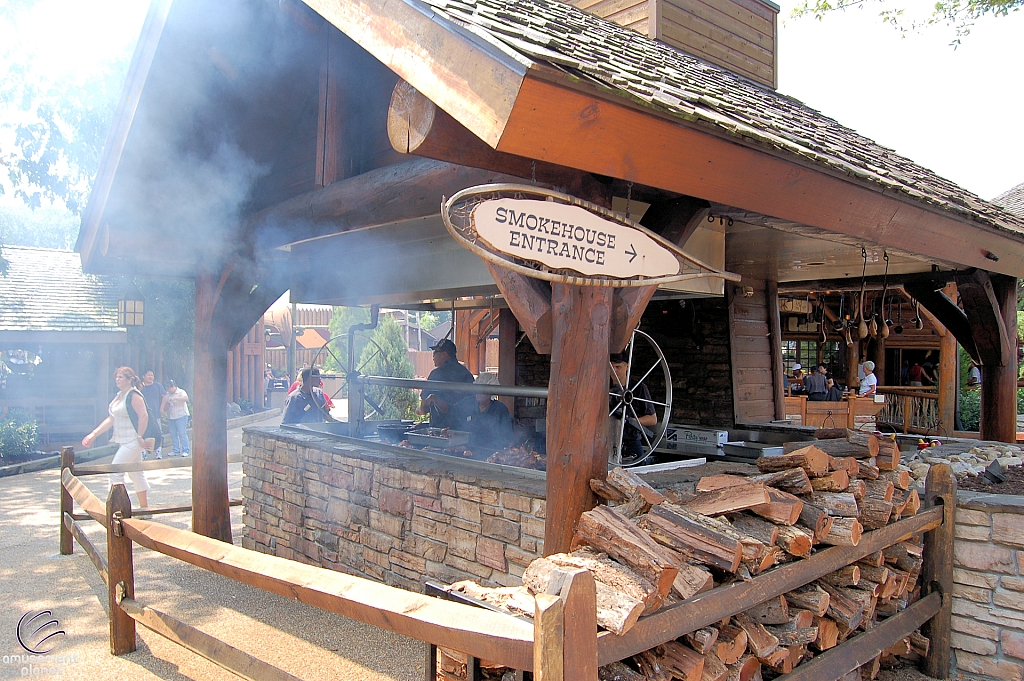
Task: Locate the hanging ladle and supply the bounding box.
[857,247,869,339]
[879,252,890,338]
[834,293,847,332]
[893,298,904,334]
[914,299,924,330]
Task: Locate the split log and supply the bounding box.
[857,564,891,584]
[523,553,648,632]
[725,656,760,681]
[592,478,628,503]
[797,504,832,541]
[848,479,867,501]
[757,648,789,671]
[658,641,705,681]
[821,517,862,546]
[859,497,894,530]
[756,445,829,477]
[864,479,895,502]
[745,596,789,625]
[855,462,880,480]
[785,586,830,616]
[733,612,779,658]
[903,488,921,515]
[910,632,930,656]
[656,548,716,601]
[729,515,780,547]
[870,435,901,470]
[685,627,720,655]
[766,626,818,646]
[716,625,749,665]
[750,489,803,525]
[681,483,770,516]
[830,457,861,477]
[638,505,742,572]
[573,506,679,600]
[607,467,666,505]
[701,651,729,681]
[696,474,747,492]
[786,645,807,671]
[776,525,813,557]
[697,470,812,496]
[785,438,869,459]
[600,661,647,681]
[884,637,912,658]
[840,586,877,622]
[634,649,671,681]
[858,551,885,568]
[613,492,651,519]
[816,581,865,630]
[821,564,861,588]
[856,578,883,597]
[810,470,850,492]
[811,616,840,650]
[772,609,815,631]
[881,470,911,490]
[662,505,773,574]
[809,492,859,517]
[861,655,881,681]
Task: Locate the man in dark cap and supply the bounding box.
[416,338,474,428]
[282,368,331,424]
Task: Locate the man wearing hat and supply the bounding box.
[416,338,474,428]
[450,372,514,455]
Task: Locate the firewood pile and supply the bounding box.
[441,434,933,681]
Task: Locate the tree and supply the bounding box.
[324,306,372,374]
[358,316,418,420]
[791,0,1021,43]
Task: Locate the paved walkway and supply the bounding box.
[0,413,423,680]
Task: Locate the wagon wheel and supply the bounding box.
[609,329,672,467]
[311,333,393,419]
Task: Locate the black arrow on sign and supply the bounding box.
[625,244,637,263]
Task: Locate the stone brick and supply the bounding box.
[368,510,406,539]
[352,468,373,494]
[1004,577,1024,592]
[532,499,547,519]
[377,467,406,489]
[427,559,479,584]
[413,506,450,524]
[281,501,303,525]
[440,478,457,496]
[477,536,507,571]
[442,495,481,524]
[456,483,500,505]
[413,494,442,512]
[956,651,1023,681]
[954,598,1024,629]
[500,492,533,513]
[446,553,493,580]
[956,523,992,541]
[449,526,479,561]
[450,517,482,533]
[955,568,999,590]
[363,546,391,569]
[506,544,540,568]
[360,527,400,554]
[951,615,999,640]
[482,515,520,543]
[951,631,998,655]
[411,515,449,543]
[522,516,545,540]
[404,534,448,562]
[1004,631,1024,661]
[406,472,439,496]
[955,541,1017,573]
[390,549,428,574]
[994,514,1024,548]
[954,583,993,604]
[378,487,414,519]
[995,588,1024,611]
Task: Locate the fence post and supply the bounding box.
[902,395,912,434]
[560,568,598,681]
[922,463,955,679]
[106,484,136,655]
[59,446,75,555]
[534,592,564,681]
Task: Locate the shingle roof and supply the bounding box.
[421,0,1024,233]
[0,246,122,333]
[994,183,1024,218]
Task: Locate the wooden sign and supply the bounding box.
[473,198,680,279]
[442,184,739,288]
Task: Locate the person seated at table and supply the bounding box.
[825,375,844,401]
[282,368,331,424]
[858,360,878,397]
[803,364,829,401]
[790,364,805,393]
[449,373,513,455]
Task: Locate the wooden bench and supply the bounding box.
[785,394,886,429]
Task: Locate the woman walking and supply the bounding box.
[164,379,191,457]
[82,366,150,510]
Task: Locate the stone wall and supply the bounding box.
[951,492,1024,681]
[241,427,547,592]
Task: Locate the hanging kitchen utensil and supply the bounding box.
[914,299,924,330]
[820,299,828,343]
[894,298,904,334]
[845,321,854,346]
[834,293,847,332]
[857,247,869,339]
[879,252,890,338]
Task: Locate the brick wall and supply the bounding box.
[951,492,1024,681]
[241,427,547,592]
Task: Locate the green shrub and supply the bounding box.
[0,412,39,459]
[960,389,980,432]
[359,316,418,420]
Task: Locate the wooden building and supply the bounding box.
[77,0,1024,557]
[0,246,127,446]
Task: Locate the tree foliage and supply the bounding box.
[324,306,372,373]
[790,0,1021,42]
[358,316,418,420]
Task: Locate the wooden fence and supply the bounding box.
[877,388,942,435]
[58,446,955,681]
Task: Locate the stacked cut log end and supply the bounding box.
[444,437,930,681]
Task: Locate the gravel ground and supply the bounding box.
[0,413,423,681]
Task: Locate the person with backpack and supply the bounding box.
[82,366,150,510]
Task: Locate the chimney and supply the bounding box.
[569,0,779,88]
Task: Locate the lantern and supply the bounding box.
[117,281,145,327]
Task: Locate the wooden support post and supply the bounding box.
[106,484,136,655]
[545,284,612,555]
[921,463,955,679]
[193,267,233,542]
[561,568,598,681]
[847,396,857,430]
[534,592,565,681]
[767,281,785,421]
[498,308,517,414]
[902,395,911,434]
[937,284,957,435]
[981,276,1018,443]
[60,446,74,555]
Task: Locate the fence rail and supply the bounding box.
[877,388,941,435]
[58,446,955,681]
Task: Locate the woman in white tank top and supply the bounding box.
[82,366,151,509]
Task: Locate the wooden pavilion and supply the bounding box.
[77,0,1024,547]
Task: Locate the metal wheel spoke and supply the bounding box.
[625,337,636,386]
[632,396,668,408]
[615,411,626,466]
[609,398,625,418]
[628,404,654,451]
[632,360,661,392]
[357,348,382,375]
[324,346,345,371]
[609,361,626,392]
